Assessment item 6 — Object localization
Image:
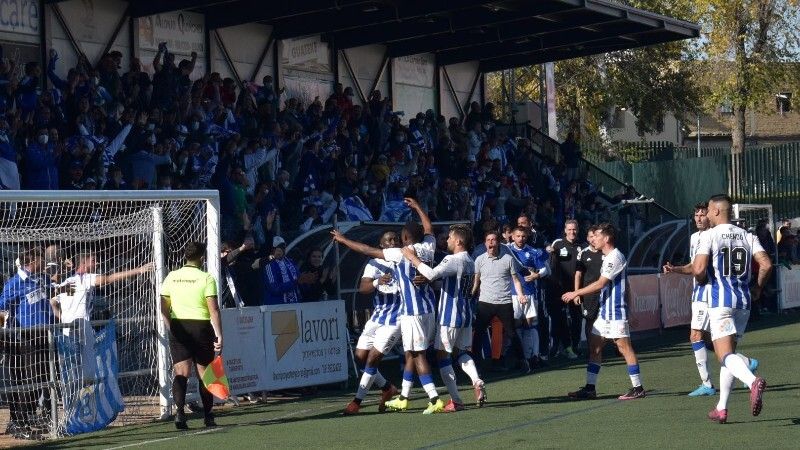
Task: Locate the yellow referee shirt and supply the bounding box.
[161,265,217,320]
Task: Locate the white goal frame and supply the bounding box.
[0,190,220,424]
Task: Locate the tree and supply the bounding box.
[486,0,702,145]
[694,0,800,153]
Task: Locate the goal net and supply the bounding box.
[0,191,219,439]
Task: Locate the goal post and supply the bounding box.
[0,190,219,437]
[732,203,782,311]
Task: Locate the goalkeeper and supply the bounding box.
[160,242,223,430]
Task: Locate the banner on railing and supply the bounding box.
[221,300,348,394]
[779,266,800,310]
[659,273,693,328]
[627,274,661,332]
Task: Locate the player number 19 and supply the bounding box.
[720,246,748,277]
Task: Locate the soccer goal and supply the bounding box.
[0,190,219,439]
[732,203,782,310]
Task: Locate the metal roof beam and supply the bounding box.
[335,0,583,49]
[130,0,235,18]
[205,0,375,29]
[439,18,648,65]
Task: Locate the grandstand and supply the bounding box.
[0,0,793,446]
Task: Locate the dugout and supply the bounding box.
[32,0,698,125]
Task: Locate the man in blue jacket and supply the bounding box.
[0,246,54,439]
[22,127,59,190]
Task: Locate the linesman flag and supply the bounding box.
[201,355,231,400]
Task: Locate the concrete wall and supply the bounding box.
[337,44,389,104]
[210,22,274,85]
[440,61,480,122]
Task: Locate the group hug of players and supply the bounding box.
[331,194,770,423]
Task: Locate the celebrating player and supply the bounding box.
[663,203,721,397]
[343,231,401,415]
[693,195,771,424]
[332,198,444,414]
[506,226,550,372]
[562,223,646,401]
[402,224,487,412]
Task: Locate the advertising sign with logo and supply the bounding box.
[0,0,39,36]
[660,273,693,328]
[779,265,800,310]
[220,307,268,395]
[627,274,661,332]
[393,53,434,88]
[281,35,330,73]
[137,10,205,79]
[262,300,348,390]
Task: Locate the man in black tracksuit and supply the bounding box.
[548,219,581,359]
[572,226,603,342]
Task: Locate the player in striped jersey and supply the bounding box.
[402,224,486,412]
[693,195,772,424]
[663,202,719,397]
[562,223,646,400]
[506,226,550,373]
[332,198,444,414]
[343,231,402,415]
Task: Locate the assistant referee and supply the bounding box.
[160,242,223,430]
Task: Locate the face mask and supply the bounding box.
[191,121,200,131]
[282,180,290,188]
[148,135,157,145]
[494,182,501,188]
[92,77,100,86]
[177,135,186,142]
[396,136,405,143]
[147,123,155,131]
[38,135,49,145]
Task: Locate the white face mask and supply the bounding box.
[148,135,157,145]
[191,121,200,131]
[38,135,49,145]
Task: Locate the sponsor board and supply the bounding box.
[659,273,693,328]
[627,274,660,332]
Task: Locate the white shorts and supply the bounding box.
[435,325,473,353]
[356,320,401,354]
[690,301,711,332]
[708,307,750,342]
[400,313,436,352]
[512,295,538,321]
[591,318,630,339]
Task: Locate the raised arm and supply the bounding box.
[404,197,433,236]
[331,229,384,259]
[96,262,153,286]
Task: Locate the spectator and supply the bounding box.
[560,131,581,182]
[297,248,336,301]
[257,236,300,305]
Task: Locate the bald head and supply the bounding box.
[707,194,732,226]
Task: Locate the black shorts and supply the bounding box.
[581,296,600,322]
[169,319,215,366]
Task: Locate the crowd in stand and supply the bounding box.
[0,44,613,304]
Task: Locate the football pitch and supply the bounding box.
[32,313,800,449]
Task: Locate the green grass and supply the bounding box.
[34,314,800,449]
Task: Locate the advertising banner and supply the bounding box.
[627,274,661,332]
[262,300,348,390]
[0,0,39,36]
[659,273,693,328]
[779,265,800,310]
[137,10,205,55]
[281,35,330,73]
[221,307,268,395]
[393,53,434,88]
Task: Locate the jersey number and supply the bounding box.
[720,247,748,277]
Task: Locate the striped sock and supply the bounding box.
[438,359,462,404]
[627,364,642,387]
[586,362,601,386]
[419,373,439,402]
[400,370,414,400]
[355,366,378,402]
[692,341,712,387]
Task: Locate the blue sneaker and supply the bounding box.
[688,385,716,397]
[743,358,759,388]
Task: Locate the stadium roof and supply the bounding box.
[121,0,700,72]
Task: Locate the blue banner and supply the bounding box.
[55,320,125,436]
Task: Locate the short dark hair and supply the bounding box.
[595,223,616,243]
[19,246,43,265]
[449,224,473,249]
[184,242,206,261]
[403,221,424,243]
[588,224,600,233]
[512,226,529,235]
[709,194,732,204]
[694,201,709,212]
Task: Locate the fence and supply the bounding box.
[581,138,731,164]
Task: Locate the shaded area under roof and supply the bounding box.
[118,0,699,72]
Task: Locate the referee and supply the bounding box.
[160,242,223,430]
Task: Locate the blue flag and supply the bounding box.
[341,196,374,221]
[55,320,125,435]
[380,196,411,222]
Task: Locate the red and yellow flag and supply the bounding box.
[201,355,230,400]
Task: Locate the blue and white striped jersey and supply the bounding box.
[416,251,475,328]
[362,258,401,326]
[696,224,765,310]
[599,248,628,321]
[505,243,550,296]
[383,235,437,316]
[689,231,710,303]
